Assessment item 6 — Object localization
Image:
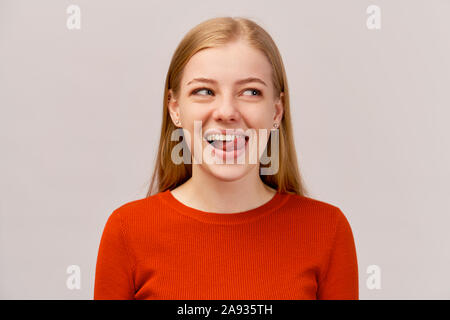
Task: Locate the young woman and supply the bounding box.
[94,16,359,300]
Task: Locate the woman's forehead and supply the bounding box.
[181,43,273,85]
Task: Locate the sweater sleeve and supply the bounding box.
[94,210,135,300]
[317,208,359,300]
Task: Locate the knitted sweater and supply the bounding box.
[94,190,359,300]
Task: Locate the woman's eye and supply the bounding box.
[242,89,262,96]
[192,88,213,96]
[191,88,262,97]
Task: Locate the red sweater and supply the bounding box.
[94,190,358,300]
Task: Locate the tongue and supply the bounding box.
[212,136,246,151]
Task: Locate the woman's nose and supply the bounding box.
[212,97,241,122]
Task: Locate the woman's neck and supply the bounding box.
[170,168,277,214]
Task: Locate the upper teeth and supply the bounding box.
[206,134,245,142]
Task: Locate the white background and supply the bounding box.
[1,0,449,299]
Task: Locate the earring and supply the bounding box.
[175,119,180,125]
[273,123,279,128]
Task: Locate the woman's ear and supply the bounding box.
[273,92,284,123]
[167,89,181,127]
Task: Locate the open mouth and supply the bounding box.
[205,135,249,151]
[203,134,249,160]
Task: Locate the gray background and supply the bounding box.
[1,0,449,299]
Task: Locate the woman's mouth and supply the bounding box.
[203,134,249,162]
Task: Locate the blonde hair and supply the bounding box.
[146,16,308,197]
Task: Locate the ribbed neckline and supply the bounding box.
[158,189,292,225]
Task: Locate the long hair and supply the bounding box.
[146,16,308,197]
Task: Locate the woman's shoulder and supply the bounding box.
[282,193,355,243]
[283,193,349,226]
[285,193,340,212]
[108,192,165,222]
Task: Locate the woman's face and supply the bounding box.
[168,39,284,182]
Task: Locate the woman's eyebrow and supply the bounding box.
[186,77,267,87]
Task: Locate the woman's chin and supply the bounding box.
[203,162,253,182]
[190,138,260,179]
